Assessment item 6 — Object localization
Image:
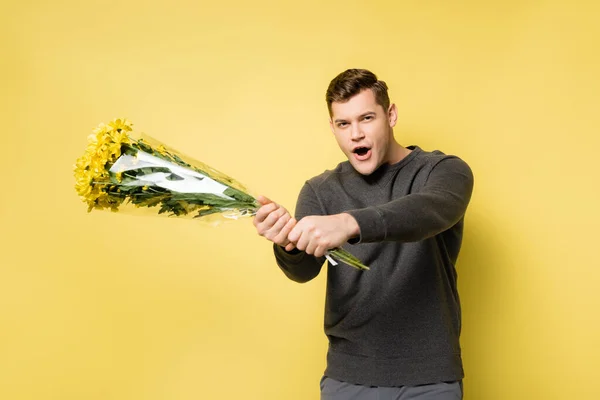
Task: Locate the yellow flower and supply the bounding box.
[108,118,133,133]
[111,129,131,146]
[74,118,133,211]
[95,122,109,131]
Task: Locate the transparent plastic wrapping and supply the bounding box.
[74,118,368,270]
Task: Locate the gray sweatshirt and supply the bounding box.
[273,146,474,387]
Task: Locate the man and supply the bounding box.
[253,69,474,400]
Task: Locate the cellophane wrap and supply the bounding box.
[74,118,368,270]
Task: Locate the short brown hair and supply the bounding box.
[325,69,390,116]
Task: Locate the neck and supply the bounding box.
[386,137,411,164]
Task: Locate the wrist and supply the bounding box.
[340,213,360,241]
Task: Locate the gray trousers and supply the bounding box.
[320,376,463,400]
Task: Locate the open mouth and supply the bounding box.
[352,146,372,161]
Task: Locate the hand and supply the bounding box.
[253,195,297,251]
[288,213,359,258]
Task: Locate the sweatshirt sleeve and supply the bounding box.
[345,157,474,243]
[273,182,327,283]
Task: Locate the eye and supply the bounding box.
[363,115,373,121]
[337,122,348,128]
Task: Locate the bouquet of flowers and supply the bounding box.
[73,118,368,270]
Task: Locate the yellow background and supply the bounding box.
[1,0,599,399]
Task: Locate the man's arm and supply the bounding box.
[274,183,327,283]
[286,157,473,253]
[273,244,325,283]
[253,188,326,283]
[346,157,474,243]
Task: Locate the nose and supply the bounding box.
[350,123,365,141]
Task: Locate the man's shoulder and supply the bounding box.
[412,146,471,170]
[302,147,471,191]
[413,146,449,161]
[305,161,351,188]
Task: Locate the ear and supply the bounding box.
[388,104,398,128]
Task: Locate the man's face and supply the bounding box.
[330,89,397,175]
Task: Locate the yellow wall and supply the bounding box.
[1,1,599,399]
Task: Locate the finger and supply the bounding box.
[288,223,301,243]
[261,206,287,230]
[285,243,296,252]
[273,217,296,245]
[305,238,318,256]
[265,213,290,243]
[295,231,310,252]
[254,202,278,225]
[257,195,273,206]
[267,213,290,240]
[314,245,327,258]
[255,202,278,222]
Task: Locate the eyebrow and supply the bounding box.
[334,112,376,124]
